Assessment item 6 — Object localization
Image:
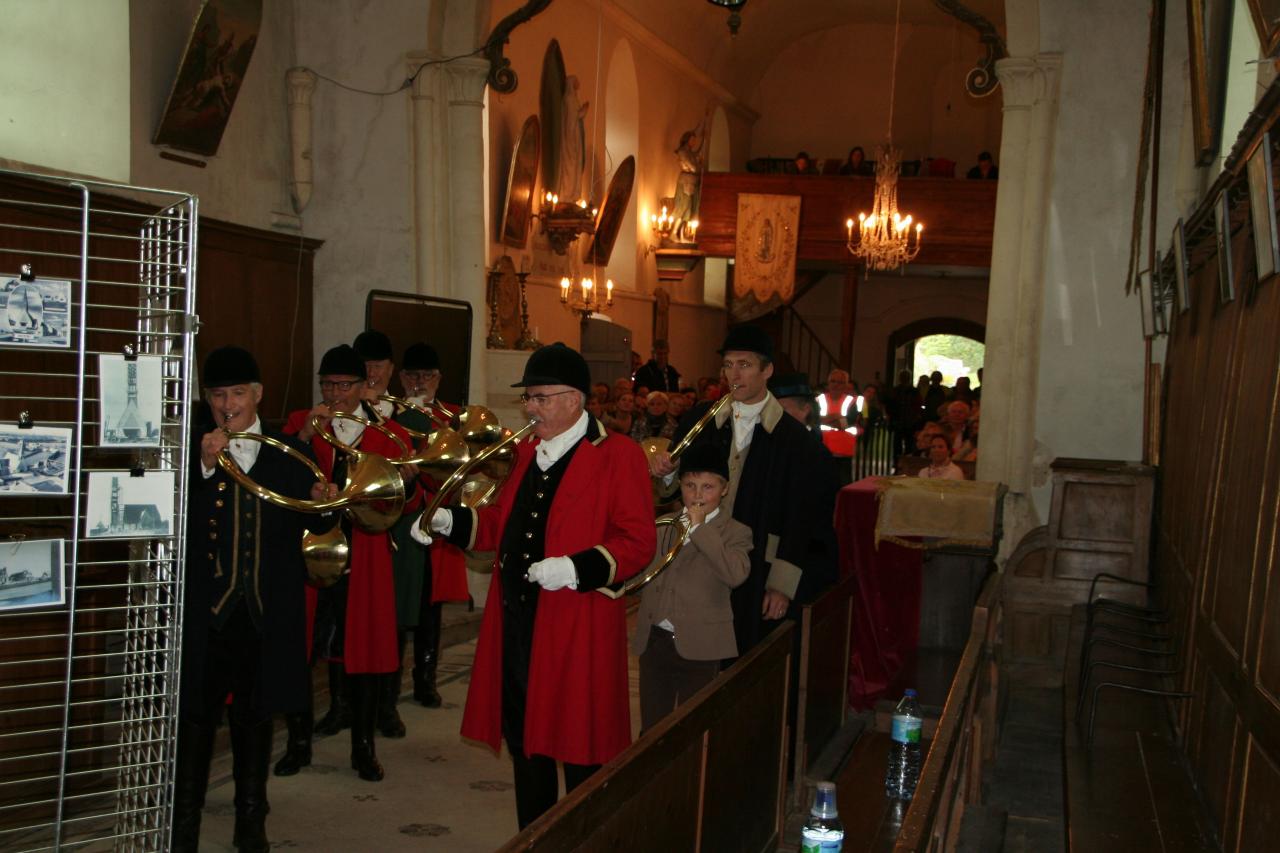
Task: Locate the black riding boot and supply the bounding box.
[412,602,443,708]
[377,669,407,738]
[313,662,351,736]
[273,711,313,776]
[230,715,273,852]
[170,719,217,853]
[349,675,384,781]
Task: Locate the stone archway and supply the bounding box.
[885,317,986,381]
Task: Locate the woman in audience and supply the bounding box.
[632,391,678,442]
[607,391,637,435]
[839,146,872,176]
[954,416,979,462]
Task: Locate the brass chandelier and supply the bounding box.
[845,0,923,272]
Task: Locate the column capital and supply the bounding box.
[286,67,316,106]
[407,52,440,100]
[996,53,1062,111]
[446,55,492,108]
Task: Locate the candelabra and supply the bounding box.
[538,192,597,255]
[514,269,539,350]
[559,276,614,321]
[485,262,507,349]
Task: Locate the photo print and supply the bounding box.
[85,471,175,539]
[1,276,71,349]
[0,425,72,495]
[0,538,65,612]
[99,354,164,448]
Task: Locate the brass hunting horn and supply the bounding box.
[640,388,736,466]
[417,416,540,534]
[596,514,692,599]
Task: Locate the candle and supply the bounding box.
[582,278,592,301]
[606,279,614,303]
[690,220,699,240]
[560,277,570,302]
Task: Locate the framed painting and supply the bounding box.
[586,156,635,266]
[1215,189,1235,304]
[153,0,264,157]
[1172,219,1191,313]
[1187,0,1234,165]
[1247,132,1279,285]
[1246,0,1280,56]
[500,116,541,250]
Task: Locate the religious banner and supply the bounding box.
[734,193,800,304]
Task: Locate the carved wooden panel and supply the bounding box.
[1238,737,1280,853]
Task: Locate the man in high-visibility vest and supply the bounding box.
[816,368,860,431]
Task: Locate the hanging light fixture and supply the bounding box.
[845,0,923,272]
[705,0,747,35]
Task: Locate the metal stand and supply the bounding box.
[514,270,539,350]
[0,167,197,851]
[485,263,508,349]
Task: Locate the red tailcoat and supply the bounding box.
[284,409,419,674]
[460,425,655,765]
[424,401,469,604]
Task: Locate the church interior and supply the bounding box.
[1,0,1279,850]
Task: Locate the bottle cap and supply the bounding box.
[904,688,918,697]
[811,781,838,818]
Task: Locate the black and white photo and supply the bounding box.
[1247,134,1278,286]
[1,276,71,349]
[85,471,175,539]
[98,354,164,447]
[0,425,72,495]
[1216,190,1235,304]
[0,538,65,612]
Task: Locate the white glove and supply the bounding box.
[428,508,452,534]
[408,520,433,547]
[526,556,577,591]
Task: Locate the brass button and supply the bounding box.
[530,511,539,519]
[214,499,225,508]
[207,552,214,560]
[525,531,533,539]
[522,552,529,559]
[209,518,217,527]
[536,492,545,499]
[541,474,549,481]
[217,482,227,491]
[209,532,218,541]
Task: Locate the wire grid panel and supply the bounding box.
[0,168,197,851]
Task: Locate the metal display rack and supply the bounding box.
[0,168,198,850]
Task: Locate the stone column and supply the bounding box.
[977,54,1062,548]
[445,55,492,404]
[409,55,450,299]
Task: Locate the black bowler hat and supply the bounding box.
[679,443,730,481]
[402,343,440,372]
[203,346,260,388]
[353,329,393,362]
[318,344,367,379]
[769,372,813,400]
[511,342,591,395]
[718,324,774,360]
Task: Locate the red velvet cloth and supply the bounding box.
[836,477,923,710]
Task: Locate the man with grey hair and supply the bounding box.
[633,338,681,392]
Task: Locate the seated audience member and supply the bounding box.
[954,416,979,462]
[839,146,872,176]
[701,382,722,402]
[793,151,819,175]
[915,421,944,456]
[668,392,689,421]
[631,391,678,442]
[632,445,752,731]
[606,391,637,435]
[635,385,650,399]
[680,387,698,408]
[592,382,611,406]
[943,400,971,454]
[586,397,604,420]
[967,151,999,180]
[919,435,965,480]
[612,376,633,403]
[949,375,976,404]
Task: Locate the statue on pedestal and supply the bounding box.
[670,110,709,242]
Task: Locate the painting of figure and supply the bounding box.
[153,0,264,157]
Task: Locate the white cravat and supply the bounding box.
[731,398,767,450]
[332,413,365,447]
[202,417,262,478]
[535,410,589,472]
[371,398,394,420]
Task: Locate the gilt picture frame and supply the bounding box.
[1247,132,1279,285]
[1172,219,1191,313]
[1245,0,1280,57]
[1187,0,1235,165]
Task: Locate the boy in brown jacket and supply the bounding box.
[632,444,753,730]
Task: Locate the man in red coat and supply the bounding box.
[412,343,655,829]
[283,344,418,782]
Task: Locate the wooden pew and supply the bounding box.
[500,623,794,852]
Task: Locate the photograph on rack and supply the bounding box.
[98,354,164,448]
[0,425,72,495]
[0,538,65,612]
[0,276,71,349]
[85,471,175,539]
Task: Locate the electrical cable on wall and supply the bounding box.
[301,46,485,97]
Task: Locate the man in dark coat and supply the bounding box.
[173,347,336,853]
[650,326,834,655]
[633,338,681,392]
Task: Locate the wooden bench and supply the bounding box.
[1062,602,1217,851]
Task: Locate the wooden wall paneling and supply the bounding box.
[1193,667,1244,843]
[1237,737,1280,852]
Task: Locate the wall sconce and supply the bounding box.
[538,192,597,255]
[645,204,705,284]
[559,276,613,321]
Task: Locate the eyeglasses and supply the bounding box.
[519,390,578,406]
[401,370,441,381]
[319,380,359,392]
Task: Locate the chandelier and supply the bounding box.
[559,276,613,320]
[843,0,923,273]
[845,143,923,271]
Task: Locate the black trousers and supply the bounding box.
[502,600,600,829]
[637,626,720,732]
[194,600,264,725]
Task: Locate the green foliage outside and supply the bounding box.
[913,335,984,386]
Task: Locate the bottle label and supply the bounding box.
[801,829,844,852]
[891,715,922,744]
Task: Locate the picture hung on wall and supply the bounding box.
[1172,219,1191,313]
[1246,132,1279,285]
[1138,268,1156,338]
[1150,259,1170,336]
[152,0,264,157]
[500,115,541,249]
[85,471,176,539]
[1215,189,1235,304]
[1,276,71,349]
[0,425,72,496]
[0,538,66,612]
[587,156,636,266]
[1245,0,1280,56]
[1187,0,1235,165]
[98,354,164,448]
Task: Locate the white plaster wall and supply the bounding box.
[130,0,296,230]
[293,1,428,366]
[0,0,131,182]
[1031,0,1151,514]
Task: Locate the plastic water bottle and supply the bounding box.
[800,781,844,852]
[884,688,923,800]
